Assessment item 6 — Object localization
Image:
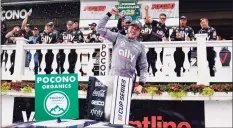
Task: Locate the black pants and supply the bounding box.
[9,50,16,75]
[68,49,78,73]
[207,47,216,76]
[44,50,54,74]
[174,48,185,77]
[147,61,156,76]
[174,48,192,77]
[35,50,43,74]
[191,47,216,76]
[146,48,163,75]
[1,50,8,67]
[56,49,66,74]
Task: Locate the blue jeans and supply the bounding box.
[25,51,38,67]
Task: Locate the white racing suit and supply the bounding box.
[97,12,148,86]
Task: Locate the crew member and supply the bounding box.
[170,16,195,76]
[73,20,85,42]
[141,17,153,41]
[36,23,58,74]
[144,5,169,74]
[197,18,217,76]
[86,23,102,43]
[58,20,84,74]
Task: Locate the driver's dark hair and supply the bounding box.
[159,13,167,17]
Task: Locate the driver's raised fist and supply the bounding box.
[110,7,118,15]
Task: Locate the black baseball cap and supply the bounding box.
[26,24,30,27]
[180,16,187,20]
[130,20,142,30]
[46,22,54,26]
[67,20,74,25]
[88,23,97,26]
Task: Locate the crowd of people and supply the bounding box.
[0,5,225,77]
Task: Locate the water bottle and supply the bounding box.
[28,8,32,15]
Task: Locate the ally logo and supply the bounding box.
[44,91,70,117]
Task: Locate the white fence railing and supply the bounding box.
[1,34,232,85]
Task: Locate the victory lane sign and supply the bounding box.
[35,74,79,121]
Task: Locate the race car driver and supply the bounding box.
[97,7,148,93]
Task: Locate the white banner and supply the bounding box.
[99,44,109,76]
[110,76,133,125]
[80,0,179,20]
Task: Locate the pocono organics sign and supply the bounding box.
[35,74,78,121]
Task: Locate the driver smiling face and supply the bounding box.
[127,25,140,39]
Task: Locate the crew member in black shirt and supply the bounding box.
[20,12,32,39]
[85,23,102,43]
[5,11,31,44]
[21,24,33,39]
[36,23,58,74]
[57,20,84,74]
[144,5,169,75]
[47,22,59,41]
[197,18,217,76]
[73,20,85,42]
[170,16,195,76]
[4,25,24,75]
[59,21,84,44]
[141,17,153,41]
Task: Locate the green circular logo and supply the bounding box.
[44,91,70,117]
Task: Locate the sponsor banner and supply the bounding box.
[35,74,79,121]
[1,9,28,21]
[115,1,142,20]
[80,0,179,20]
[1,3,80,21]
[139,0,179,18]
[110,76,133,125]
[99,44,109,76]
[12,98,205,127]
[85,76,108,121]
[80,0,117,20]
[129,100,205,128]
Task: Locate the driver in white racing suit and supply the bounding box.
[97,7,148,93]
